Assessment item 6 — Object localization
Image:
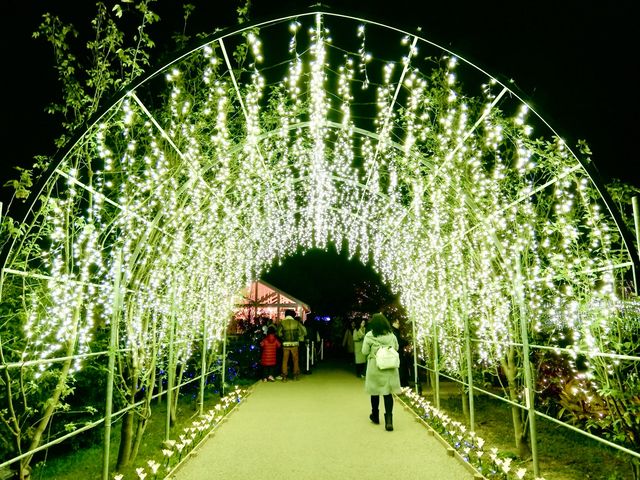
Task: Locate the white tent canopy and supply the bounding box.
[234,279,310,323]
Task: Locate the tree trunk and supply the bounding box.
[116,408,134,471]
[130,366,156,462]
[130,405,150,462]
[502,346,528,455]
[428,370,436,397]
[116,367,138,470]
[21,301,79,480]
[631,457,640,480]
[0,337,23,478]
[460,385,469,422]
[20,354,72,479]
[170,362,186,426]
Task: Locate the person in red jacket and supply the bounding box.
[260,325,281,382]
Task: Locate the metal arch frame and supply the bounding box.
[2,7,637,283]
[0,7,637,478]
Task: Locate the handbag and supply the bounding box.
[375,345,400,370]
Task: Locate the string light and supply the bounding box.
[4,15,634,412]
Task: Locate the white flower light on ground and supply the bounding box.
[131,388,249,478]
[401,388,531,479]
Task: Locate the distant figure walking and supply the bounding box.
[342,321,355,360]
[392,318,410,387]
[352,318,367,378]
[260,325,281,382]
[362,312,401,431]
[277,309,307,381]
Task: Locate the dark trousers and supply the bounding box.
[371,394,393,414]
[262,364,276,378]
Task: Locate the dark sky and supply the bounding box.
[1,1,638,192]
[1,1,638,311]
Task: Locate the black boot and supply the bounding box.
[369,410,379,424]
[384,413,393,431]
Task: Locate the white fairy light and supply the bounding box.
[2,17,633,450]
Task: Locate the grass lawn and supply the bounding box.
[422,382,634,480]
[30,389,224,480]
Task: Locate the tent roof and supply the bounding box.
[237,279,310,312]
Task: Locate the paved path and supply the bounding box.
[173,357,475,480]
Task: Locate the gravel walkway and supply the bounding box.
[173,358,476,480]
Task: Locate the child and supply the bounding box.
[260,325,281,382]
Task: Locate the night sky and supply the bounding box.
[1,1,638,313]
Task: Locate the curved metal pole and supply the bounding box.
[199,300,208,416]
[632,196,639,295]
[102,249,122,480]
[411,316,419,394]
[516,256,539,477]
[221,325,228,397]
[463,304,475,432]
[432,320,440,410]
[5,6,636,282]
[165,287,176,442]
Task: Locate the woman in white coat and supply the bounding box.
[362,312,401,431]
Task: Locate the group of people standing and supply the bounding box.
[259,309,310,382]
[260,310,408,432]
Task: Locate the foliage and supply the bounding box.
[2,2,165,477]
[432,389,633,480]
[35,1,158,134]
[29,386,240,480]
[225,332,263,383]
[401,389,531,479]
[605,179,640,236]
[1,1,639,479]
[2,167,33,200]
[562,301,640,474]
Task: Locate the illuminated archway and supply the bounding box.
[1,10,638,478]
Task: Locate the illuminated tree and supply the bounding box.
[1,3,638,479]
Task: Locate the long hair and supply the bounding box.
[369,313,392,337]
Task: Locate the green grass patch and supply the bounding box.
[30,389,228,480]
[426,386,633,480]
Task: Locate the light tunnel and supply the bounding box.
[1,9,639,479]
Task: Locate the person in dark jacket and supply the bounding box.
[277,309,306,381]
[392,318,410,387]
[260,325,281,382]
[362,312,401,431]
